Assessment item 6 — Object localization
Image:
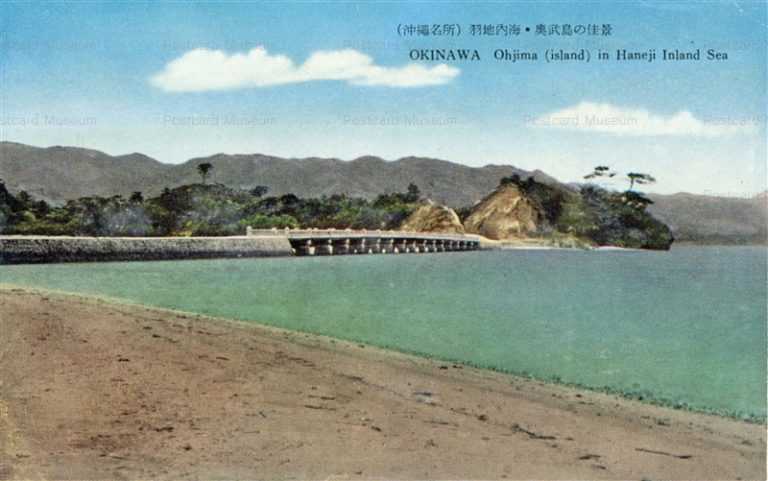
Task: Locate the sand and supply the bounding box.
[0,287,764,480]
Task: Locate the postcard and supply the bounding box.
[0,1,765,479]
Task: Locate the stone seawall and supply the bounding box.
[0,236,293,264]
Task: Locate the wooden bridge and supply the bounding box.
[247,228,482,256]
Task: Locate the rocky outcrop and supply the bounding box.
[463,184,543,240]
[0,236,292,264]
[400,201,465,234]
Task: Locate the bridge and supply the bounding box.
[247,228,482,256]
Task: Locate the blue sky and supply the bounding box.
[0,1,765,195]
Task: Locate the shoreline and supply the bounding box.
[0,286,764,479]
[1,283,763,424]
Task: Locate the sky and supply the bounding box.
[0,1,765,196]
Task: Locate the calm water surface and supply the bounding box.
[3,246,765,419]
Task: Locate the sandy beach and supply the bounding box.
[0,287,764,480]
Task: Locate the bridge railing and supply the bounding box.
[246,227,480,241]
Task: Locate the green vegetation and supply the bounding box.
[574,186,673,249]
[498,168,673,250]
[0,180,420,236]
[0,169,672,249]
[577,166,671,249]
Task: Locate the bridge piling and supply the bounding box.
[295,239,315,256]
[262,229,481,257]
[317,239,334,255]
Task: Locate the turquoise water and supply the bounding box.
[2,246,765,420]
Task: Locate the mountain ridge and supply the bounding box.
[0,141,553,207]
[1,141,764,244]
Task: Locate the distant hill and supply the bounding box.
[1,141,765,244]
[648,192,767,244]
[0,141,555,208]
[0,142,173,202]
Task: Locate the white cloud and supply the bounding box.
[150,46,460,92]
[530,102,757,137]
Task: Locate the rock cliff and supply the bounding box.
[400,201,465,234]
[463,184,543,240]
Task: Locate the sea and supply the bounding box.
[3,245,765,420]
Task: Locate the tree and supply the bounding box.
[249,186,269,198]
[17,191,32,208]
[129,191,144,203]
[197,163,213,184]
[500,174,522,186]
[0,181,23,214]
[33,199,50,217]
[626,172,656,191]
[405,183,421,203]
[584,165,616,180]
